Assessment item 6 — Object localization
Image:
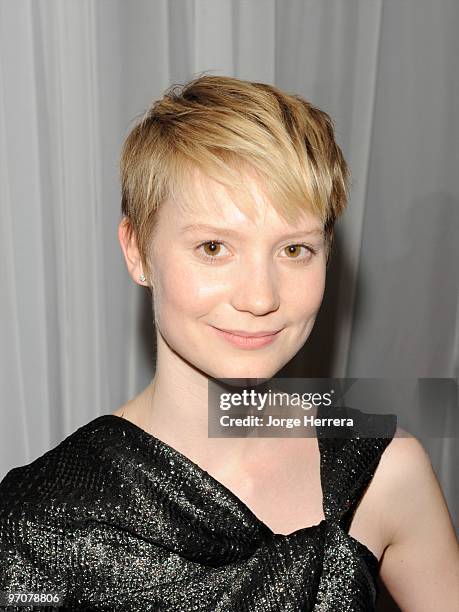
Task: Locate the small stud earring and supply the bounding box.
[139,273,146,282]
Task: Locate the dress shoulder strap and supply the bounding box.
[316,405,397,532]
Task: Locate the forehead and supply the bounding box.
[165,164,323,235]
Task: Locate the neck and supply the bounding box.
[125,331,307,476]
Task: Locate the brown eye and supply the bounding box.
[284,245,302,258]
[280,244,315,263]
[202,241,221,257]
[196,241,229,262]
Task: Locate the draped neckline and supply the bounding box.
[96,404,380,565]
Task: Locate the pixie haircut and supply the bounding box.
[120,74,350,285]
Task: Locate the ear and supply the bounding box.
[118,216,148,286]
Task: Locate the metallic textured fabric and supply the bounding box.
[0,405,397,611]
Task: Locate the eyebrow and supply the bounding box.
[180,223,325,239]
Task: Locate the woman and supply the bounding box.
[0,75,458,611]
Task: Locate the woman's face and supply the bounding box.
[149,170,327,380]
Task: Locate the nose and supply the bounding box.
[230,257,280,316]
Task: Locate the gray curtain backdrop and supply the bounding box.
[0,3,457,606]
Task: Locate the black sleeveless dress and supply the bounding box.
[0,405,397,611]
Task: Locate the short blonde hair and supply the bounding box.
[120,74,350,283]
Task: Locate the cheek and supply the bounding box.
[153,258,223,318]
[286,264,326,317]
[153,254,326,321]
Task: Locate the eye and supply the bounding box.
[196,240,229,262]
[280,244,316,262]
[195,240,317,264]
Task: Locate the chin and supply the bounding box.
[207,363,282,382]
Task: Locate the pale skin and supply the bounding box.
[116,168,459,610]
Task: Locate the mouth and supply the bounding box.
[210,326,283,350]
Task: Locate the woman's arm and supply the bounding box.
[379,431,459,611]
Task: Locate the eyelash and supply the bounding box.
[195,240,317,264]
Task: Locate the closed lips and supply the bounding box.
[213,328,281,337]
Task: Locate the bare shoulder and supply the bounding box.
[112,385,153,420]
[374,425,459,610]
[375,425,430,499]
[376,425,451,540]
